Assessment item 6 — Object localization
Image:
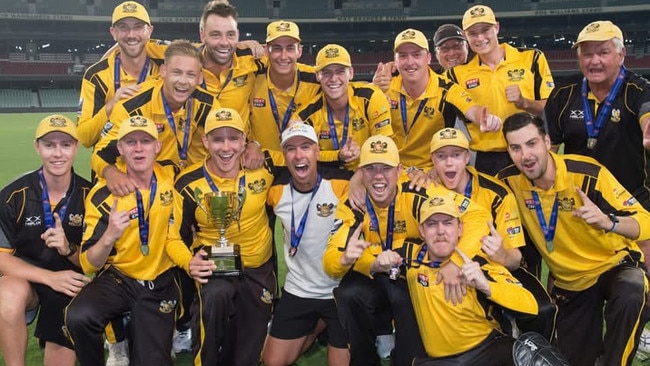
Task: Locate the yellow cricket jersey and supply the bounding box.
[92,78,218,178]
[498,153,650,291]
[323,181,492,279]
[77,42,165,148]
[249,63,322,151]
[386,68,476,169]
[297,81,393,169]
[466,166,524,250]
[146,41,264,131]
[170,153,277,268]
[447,44,554,152]
[407,254,538,357]
[80,163,192,280]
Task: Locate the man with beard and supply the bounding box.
[263,122,352,366]
[498,112,650,366]
[78,1,162,154]
[92,39,218,197]
[0,116,91,366]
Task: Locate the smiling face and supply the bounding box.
[418,213,462,262]
[117,130,161,175]
[110,17,152,59]
[578,39,625,88]
[160,54,203,111]
[435,38,469,70]
[505,123,552,183]
[35,132,79,179]
[394,43,431,86]
[465,22,500,56]
[360,163,402,208]
[282,136,320,191]
[267,36,302,79]
[200,13,239,68]
[431,146,471,193]
[202,126,246,179]
[317,64,353,104]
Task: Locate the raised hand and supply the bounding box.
[573,187,610,230]
[478,106,502,133]
[456,247,491,295]
[341,224,368,266]
[505,84,526,109]
[371,61,393,93]
[104,165,137,197]
[338,137,360,163]
[106,198,131,244]
[480,221,507,266]
[41,212,70,256]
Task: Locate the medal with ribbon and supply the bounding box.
[161,92,192,167]
[400,95,428,142]
[135,173,157,256]
[288,174,322,257]
[326,103,350,150]
[531,191,558,252]
[365,195,399,279]
[114,53,150,91]
[581,66,625,150]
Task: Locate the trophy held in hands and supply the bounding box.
[199,190,243,278]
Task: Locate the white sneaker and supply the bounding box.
[375,334,395,359]
[106,339,129,366]
[172,328,192,354]
[636,327,650,360]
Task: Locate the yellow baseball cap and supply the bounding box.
[205,107,245,135]
[462,5,497,31]
[394,28,429,52]
[315,44,352,72]
[112,1,151,25]
[359,135,400,168]
[35,115,78,141]
[266,20,301,43]
[429,128,470,153]
[572,21,624,49]
[419,195,460,223]
[117,116,158,140]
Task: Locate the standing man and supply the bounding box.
[249,20,322,152]
[407,195,538,365]
[447,5,555,175]
[77,1,162,150]
[171,107,278,366]
[92,39,218,196]
[545,20,650,266]
[499,112,650,366]
[65,116,202,366]
[0,115,91,366]
[323,135,493,366]
[263,122,351,366]
[383,28,500,170]
[297,43,393,168]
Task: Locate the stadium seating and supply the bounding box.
[39,88,79,108]
[0,89,35,108]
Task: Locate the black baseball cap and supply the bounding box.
[433,24,466,47]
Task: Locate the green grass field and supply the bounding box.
[0,113,646,366]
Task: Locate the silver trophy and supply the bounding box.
[199,190,242,278]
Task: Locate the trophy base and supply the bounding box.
[205,244,242,278]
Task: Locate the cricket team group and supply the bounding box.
[1,0,650,365]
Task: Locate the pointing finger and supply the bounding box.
[575,187,591,204]
[454,246,472,264]
[487,221,498,236]
[53,212,63,229]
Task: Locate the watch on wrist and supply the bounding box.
[606,213,619,233]
[64,242,78,257]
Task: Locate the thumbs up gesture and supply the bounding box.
[41,212,71,256]
[372,61,394,93]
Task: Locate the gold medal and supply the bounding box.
[587,138,597,149]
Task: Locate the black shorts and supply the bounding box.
[269,288,348,349]
[32,282,74,349]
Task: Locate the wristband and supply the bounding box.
[605,213,619,233]
[64,242,78,258]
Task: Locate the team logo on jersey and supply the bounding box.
[394,220,407,233]
[559,197,575,211]
[25,216,41,227]
[100,121,114,137]
[352,118,365,131]
[507,69,525,82]
[623,196,638,206]
[524,199,536,210]
[316,203,335,217]
[247,179,267,194]
[459,198,470,214]
[506,226,521,235]
[423,106,435,119]
[611,109,621,123]
[260,288,274,304]
[319,130,332,140]
[374,119,390,130]
[417,273,429,287]
[159,190,173,206]
[178,117,185,130]
[569,110,584,120]
[252,98,266,107]
[233,75,248,87]
[68,213,83,227]
[465,78,480,89]
[158,300,177,314]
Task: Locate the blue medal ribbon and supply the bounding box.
[399,95,428,138]
[135,173,157,256]
[463,172,473,199]
[38,168,74,230]
[580,66,626,149]
[415,245,443,268]
[365,195,395,251]
[326,104,350,150]
[201,69,233,100]
[202,163,246,195]
[530,191,558,252]
[114,53,150,91]
[288,174,322,257]
[161,93,193,164]
[268,71,300,136]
